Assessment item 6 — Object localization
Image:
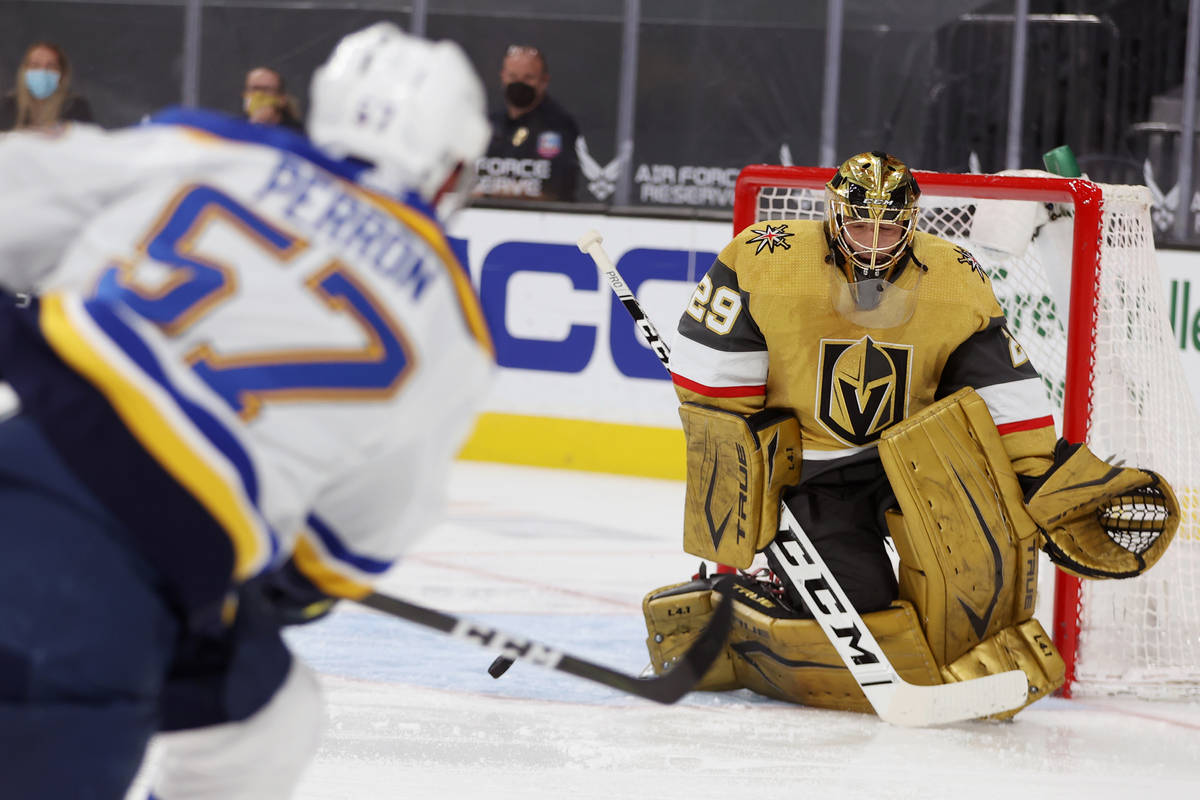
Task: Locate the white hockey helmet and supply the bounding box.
[308,23,491,213]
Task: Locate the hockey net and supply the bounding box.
[734,165,1200,699]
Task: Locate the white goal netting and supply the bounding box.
[742,168,1200,699]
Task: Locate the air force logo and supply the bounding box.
[577,136,622,200]
[816,336,912,445]
[746,223,794,255]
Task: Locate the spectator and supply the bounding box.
[477,44,580,202]
[242,66,305,133]
[1,41,93,131]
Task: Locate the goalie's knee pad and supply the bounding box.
[151,660,324,800]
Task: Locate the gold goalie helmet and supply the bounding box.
[824,152,922,326]
[825,151,921,282]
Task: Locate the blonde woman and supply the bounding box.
[1,41,94,131]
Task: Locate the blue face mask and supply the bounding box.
[24,69,60,100]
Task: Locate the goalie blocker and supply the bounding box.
[678,403,801,569]
[651,388,1179,718]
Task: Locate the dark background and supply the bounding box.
[0,0,1191,231]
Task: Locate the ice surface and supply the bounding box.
[131,462,1200,799]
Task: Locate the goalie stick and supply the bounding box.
[357,576,734,705]
[575,228,1029,726]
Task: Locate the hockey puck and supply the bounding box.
[488,656,513,679]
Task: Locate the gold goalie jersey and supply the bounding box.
[670,220,1057,478]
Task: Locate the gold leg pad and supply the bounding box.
[728,593,941,714]
[941,617,1065,718]
[643,579,739,690]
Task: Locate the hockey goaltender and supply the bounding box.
[642,152,1180,720]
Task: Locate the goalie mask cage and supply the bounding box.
[733,165,1199,699]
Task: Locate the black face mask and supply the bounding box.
[504,81,538,108]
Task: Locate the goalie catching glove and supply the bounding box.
[1024,440,1179,579]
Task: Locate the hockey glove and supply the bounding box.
[254,556,339,625]
[1024,439,1179,579]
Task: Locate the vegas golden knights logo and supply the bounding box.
[817,336,912,446]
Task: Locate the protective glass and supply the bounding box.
[828,267,923,328]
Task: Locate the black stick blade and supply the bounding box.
[552,575,734,704]
[359,576,734,704]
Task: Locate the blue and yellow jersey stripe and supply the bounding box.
[291,513,394,601]
[38,292,278,580]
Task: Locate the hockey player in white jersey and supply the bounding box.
[0,23,492,799]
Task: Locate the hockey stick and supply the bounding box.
[358,576,734,705]
[576,229,1028,726]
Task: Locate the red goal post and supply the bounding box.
[732,164,1200,699]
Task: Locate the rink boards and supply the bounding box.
[448,206,1200,479]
